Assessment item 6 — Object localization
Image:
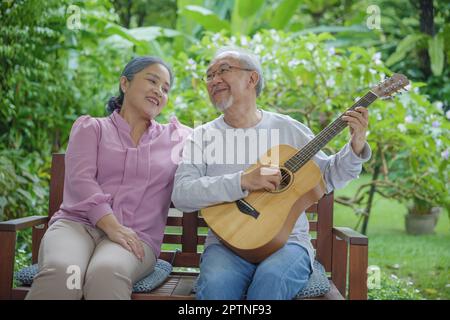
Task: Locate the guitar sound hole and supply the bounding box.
[275,168,292,192]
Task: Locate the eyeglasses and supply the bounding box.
[204,63,254,83]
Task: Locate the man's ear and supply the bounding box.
[248,71,259,89]
[120,76,129,94]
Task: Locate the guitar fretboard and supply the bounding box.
[285,91,377,173]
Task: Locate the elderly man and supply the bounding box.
[171,47,371,300]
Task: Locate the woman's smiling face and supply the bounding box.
[121,63,171,120]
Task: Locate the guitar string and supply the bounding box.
[238,83,408,208]
[241,92,378,207]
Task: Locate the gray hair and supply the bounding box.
[213,46,264,97]
[107,56,174,114]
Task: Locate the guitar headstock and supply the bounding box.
[371,73,410,98]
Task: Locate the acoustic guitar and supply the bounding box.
[201,73,410,263]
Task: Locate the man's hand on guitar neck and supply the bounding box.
[342,106,369,156]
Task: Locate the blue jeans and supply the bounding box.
[196,243,312,300]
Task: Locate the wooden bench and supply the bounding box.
[0,153,368,300]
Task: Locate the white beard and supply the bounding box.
[214,95,233,112]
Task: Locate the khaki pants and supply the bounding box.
[25,219,156,300]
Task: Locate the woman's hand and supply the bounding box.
[96,214,145,261]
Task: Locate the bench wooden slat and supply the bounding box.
[163,234,182,244]
[197,218,208,228]
[159,251,201,267]
[197,235,206,245]
[166,217,182,226]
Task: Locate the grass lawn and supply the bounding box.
[333,174,450,300]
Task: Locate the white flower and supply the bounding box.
[254,44,263,54]
[185,59,197,71]
[372,52,382,61]
[240,35,248,46]
[432,121,440,128]
[372,52,382,65]
[442,149,449,160]
[253,33,262,43]
[326,78,336,87]
[404,115,413,123]
[175,96,183,105]
[328,47,335,56]
[390,274,398,280]
[262,54,273,62]
[271,32,280,42]
[434,101,443,112]
[397,124,407,133]
[299,59,308,65]
[288,59,300,68]
[212,33,221,43]
[306,43,314,51]
[369,68,377,75]
[446,110,450,119]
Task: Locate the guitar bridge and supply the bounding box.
[236,199,260,219]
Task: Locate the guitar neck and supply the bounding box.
[285,91,378,173]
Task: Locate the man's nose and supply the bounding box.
[209,75,223,89]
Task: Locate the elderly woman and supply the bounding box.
[26,57,191,300]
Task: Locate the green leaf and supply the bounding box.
[181,5,230,32]
[296,25,370,35]
[386,34,426,66]
[428,34,444,76]
[270,0,300,29]
[128,27,182,41]
[236,0,264,18]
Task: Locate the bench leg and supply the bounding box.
[348,244,368,300]
[0,231,16,300]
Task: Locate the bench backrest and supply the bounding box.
[49,153,334,271]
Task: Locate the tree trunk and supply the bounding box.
[360,148,381,235]
[418,0,435,78]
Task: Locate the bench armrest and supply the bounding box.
[0,216,49,232]
[332,227,368,245]
[331,227,368,300]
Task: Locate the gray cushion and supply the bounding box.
[15,259,172,293]
[15,264,39,286]
[192,259,330,299]
[295,260,330,299]
[133,259,172,292]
